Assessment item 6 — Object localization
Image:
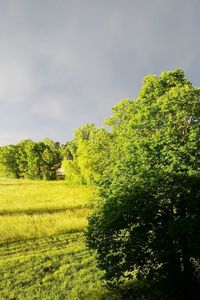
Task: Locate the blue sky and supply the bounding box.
[0,0,199,145]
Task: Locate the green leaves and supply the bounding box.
[62,124,112,185]
[0,139,62,180]
[86,69,200,297]
[0,145,19,178]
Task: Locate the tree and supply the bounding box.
[86,70,200,298]
[24,140,42,179]
[61,125,92,185]
[0,145,19,178]
[62,124,112,185]
[41,138,61,179]
[15,139,62,180]
[77,127,112,185]
[16,139,31,178]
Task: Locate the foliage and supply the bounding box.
[62,124,112,185]
[40,138,61,179]
[86,69,200,298]
[15,139,31,177]
[62,157,85,185]
[0,138,62,180]
[0,145,19,178]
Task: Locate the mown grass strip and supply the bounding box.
[0,233,119,300]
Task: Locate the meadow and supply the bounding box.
[0,178,121,299]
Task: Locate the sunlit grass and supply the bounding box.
[0,178,93,243]
[0,208,92,243]
[0,178,122,299]
[0,233,121,300]
[0,178,92,214]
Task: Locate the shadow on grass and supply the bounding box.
[113,278,200,300]
[0,182,33,186]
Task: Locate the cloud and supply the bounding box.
[0,0,200,144]
[0,60,35,103]
[0,129,30,146]
[32,96,65,122]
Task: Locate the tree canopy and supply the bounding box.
[86,69,200,298]
[62,123,112,185]
[0,139,62,180]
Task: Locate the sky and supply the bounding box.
[0,0,199,145]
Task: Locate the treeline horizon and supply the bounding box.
[0,123,110,183]
[0,138,65,179]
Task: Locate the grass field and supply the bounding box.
[0,178,121,300]
[0,178,93,243]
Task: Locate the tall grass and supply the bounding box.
[0,178,92,214]
[0,208,92,243]
[0,178,93,243]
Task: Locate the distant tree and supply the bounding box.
[16,139,31,178]
[0,145,19,178]
[23,139,62,180]
[62,124,112,185]
[62,158,84,185]
[62,124,95,185]
[60,143,72,160]
[24,140,42,179]
[86,70,200,298]
[77,127,112,184]
[8,138,62,180]
[41,139,61,179]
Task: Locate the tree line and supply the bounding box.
[0,126,111,182]
[0,138,64,179]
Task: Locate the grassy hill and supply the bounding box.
[0,178,121,299]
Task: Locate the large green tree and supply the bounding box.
[86,70,200,298]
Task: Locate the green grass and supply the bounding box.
[0,178,92,215]
[0,178,92,243]
[0,233,119,300]
[0,178,121,299]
